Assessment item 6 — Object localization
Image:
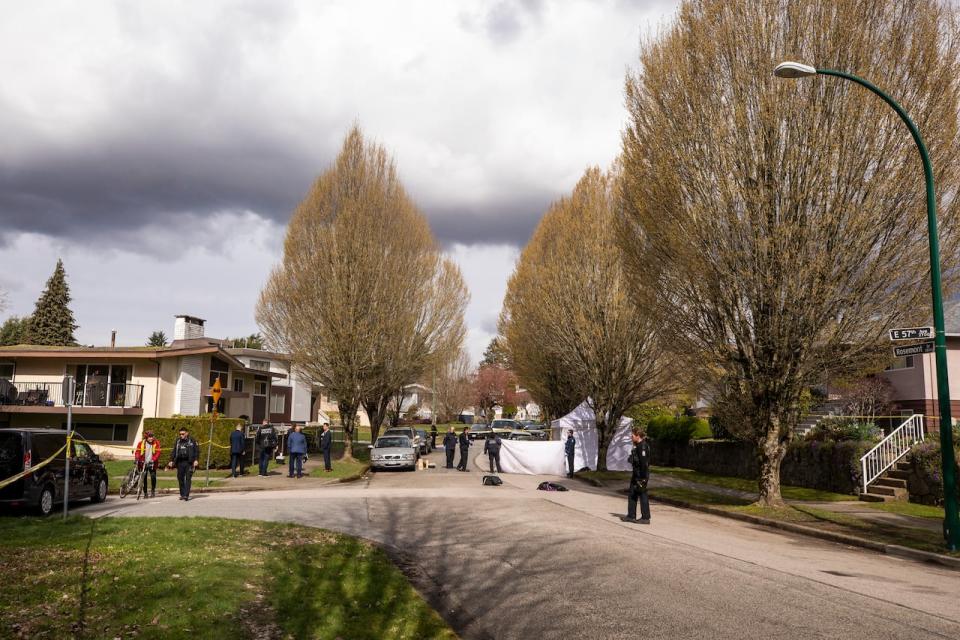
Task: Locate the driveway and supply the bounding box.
[81,449,960,640]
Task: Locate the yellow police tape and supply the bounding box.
[197,440,231,449]
[0,432,74,491]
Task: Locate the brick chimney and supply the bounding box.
[174,315,206,340]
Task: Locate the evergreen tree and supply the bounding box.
[25,259,78,346]
[146,330,168,347]
[0,316,30,346]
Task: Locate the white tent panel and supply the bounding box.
[499,440,567,475]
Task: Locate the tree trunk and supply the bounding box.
[756,423,787,507]
[363,395,391,443]
[338,399,359,460]
[595,416,610,472]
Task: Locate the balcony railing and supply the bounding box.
[1,381,144,409]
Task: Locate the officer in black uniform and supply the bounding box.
[320,422,333,472]
[484,432,503,473]
[255,423,278,476]
[456,426,471,471]
[564,429,576,478]
[624,426,651,524]
[442,426,458,469]
[167,427,199,501]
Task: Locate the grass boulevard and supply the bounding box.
[0,516,456,640]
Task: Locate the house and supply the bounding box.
[226,347,317,425]
[0,315,282,456]
[880,300,960,426]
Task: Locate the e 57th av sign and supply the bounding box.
[889,327,934,341]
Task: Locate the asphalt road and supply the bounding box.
[80,448,960,640]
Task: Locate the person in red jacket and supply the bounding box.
[133,431,162,498]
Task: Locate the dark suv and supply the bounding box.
[0,428,109,515]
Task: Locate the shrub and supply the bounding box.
[906,435,960,506]
[144,416,245,469]
[805,416,881,443]
[626,403,672,430]
[648,415,703,442]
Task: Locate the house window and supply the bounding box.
[209,356,230,388]
[233,378,244,393]
[68,422,130,442]
[886,355,915,371]
[0,363,13,380]
[254,381,268,396]
[74,364,132,406]
[270,392,285,414]
[250,359,270,371]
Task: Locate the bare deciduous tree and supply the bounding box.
[620,0,960,505]
[502,167,678,469]
[258,126,467,456]
[433,348,474,423]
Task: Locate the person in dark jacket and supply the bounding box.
[456,426,471,471]
[166,428,199,501]
[230,424,246,478]
[564,429,576,478]
[442,426,458,469]
[623,426,651,524]
[320,422,333,472]
[255,423,278,477]
[484,433,503,473]
[287,425,308,478]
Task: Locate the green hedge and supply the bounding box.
[647,415,711,442]
[144,416,245,469]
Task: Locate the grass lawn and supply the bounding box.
[863,501,946,520]
[104,460,222,493]
[309,456,370,480]
[576,467,852,502]
[0,516,456,640]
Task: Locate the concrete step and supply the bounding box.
[887,469,911,481]
[873,477,908,489]
[859,492,891,503]
[867,485,908,499]
[895,461,912,472]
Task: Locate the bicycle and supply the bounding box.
[119,461,150,500]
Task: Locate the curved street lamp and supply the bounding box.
[774,60,960,551]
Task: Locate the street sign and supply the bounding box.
[893,341,935,357]
[211,378,222,406]
[889,327,934,341]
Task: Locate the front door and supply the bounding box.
[252,377,268,423]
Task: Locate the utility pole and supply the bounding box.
[62,375,75,521]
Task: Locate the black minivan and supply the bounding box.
[0,428,109,515]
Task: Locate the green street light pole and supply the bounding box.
[774,61,960,551]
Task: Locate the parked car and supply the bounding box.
[519,421,549,440]
[490,419,520,438]
[368,435,418,471]
[415,429,431,455]
[468,424,492,440]
[507,430,535,441]
[382,427,421,455]
[0,428,109,516]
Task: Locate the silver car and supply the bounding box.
[369,435,418,471]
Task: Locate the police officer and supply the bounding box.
[456,426,471,472]
[255,423,278,477]
[442,426,458,469]
[484,431,503,474]
[623,426,651,524]
[230,424,246,478]
[167,427,199,501]
[564,429,576,478]
[320,422,333,472]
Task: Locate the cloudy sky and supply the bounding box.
[0,0,677,363]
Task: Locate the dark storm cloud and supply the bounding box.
[428,192,552,247]
[0,131,319,244]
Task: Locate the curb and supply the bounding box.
[648,493,960,571]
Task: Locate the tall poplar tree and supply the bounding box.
[26,259,78,346]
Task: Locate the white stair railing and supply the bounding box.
[859,414,924,493]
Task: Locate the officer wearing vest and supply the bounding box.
[456,426,471,471]
[442,426,458,469]
[256,423,278,477]
[565,429,576,478]
[167,427,199,501]
[624,426,651,524]
[484,432,503,474]
[230,424,246,478]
